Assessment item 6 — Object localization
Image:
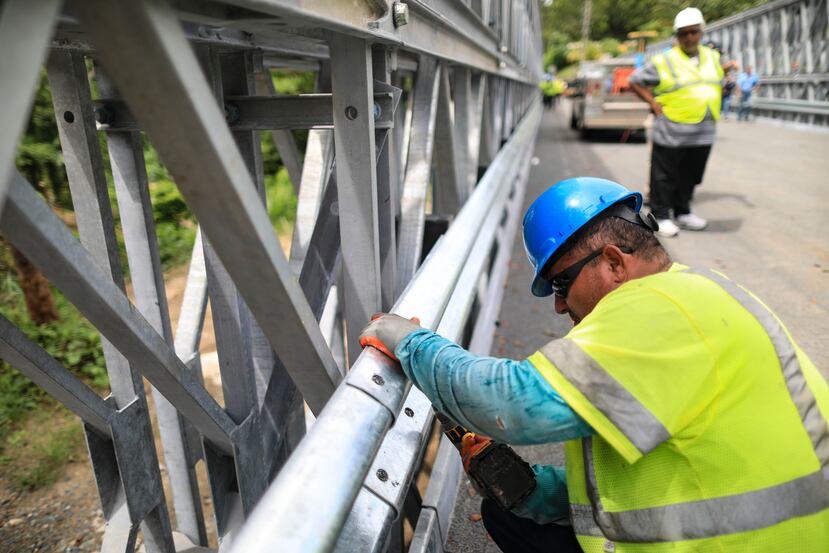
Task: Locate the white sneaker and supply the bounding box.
[676,213,708,230]
[655,218,680,237]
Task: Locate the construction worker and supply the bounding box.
[629,8,738,237]
[360,177,829,553]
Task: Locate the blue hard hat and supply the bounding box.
[522,177,643,297]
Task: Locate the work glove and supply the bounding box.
[461,433,493,472]
[358,313,421,362]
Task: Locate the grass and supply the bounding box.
[0,406,84,491]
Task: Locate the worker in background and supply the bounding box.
[540,78,555,110]
[361,177,829,553]
[737,65,761,121]
[629,7,738,237]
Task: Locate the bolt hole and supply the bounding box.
[404,407,414,417]
[372,374,385,386]
[376,469,388,482]
[63,111,75,124]
[345,106,359,120]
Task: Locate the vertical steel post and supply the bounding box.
[396,56,441,294]
[96,64,209,546]
[45,49,174,553]
[372,46,400,311]
[433,68,462,214]
[329,33,383,365]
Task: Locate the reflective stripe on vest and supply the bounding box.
[658,50,723,94]
[566,267,829,543]
[686,268,829,470]
[539,339,670,456]
[652,47,723,123]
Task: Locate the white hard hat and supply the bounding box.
[674,7,705,31]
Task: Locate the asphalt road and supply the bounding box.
[445,102,829,552]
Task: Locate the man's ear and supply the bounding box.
[602,244,628,282]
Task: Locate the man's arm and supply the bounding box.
[395,329,594,444]
[629,61,664,117]
[630,82,663,117]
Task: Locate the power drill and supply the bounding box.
[435,411,536,510]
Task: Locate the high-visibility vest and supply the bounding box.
[528,265,829,552]
[652,46,724,123]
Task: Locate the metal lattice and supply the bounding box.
[0,1,543,551]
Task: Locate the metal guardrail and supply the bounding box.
[0,0,543,551]
[647,0,829,126]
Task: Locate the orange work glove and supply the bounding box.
[358,313,421,362]
[461,432,492,472]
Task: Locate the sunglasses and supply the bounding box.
[547,245,634,298]
[677,29,702,38]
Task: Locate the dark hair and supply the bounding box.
[551,214,671,273]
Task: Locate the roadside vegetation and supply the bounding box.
[0,67,313,491]
[541,0,769,73]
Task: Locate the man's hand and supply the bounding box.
[723,60,739,72]
[461,433,492,472]
[650,101,664,118]
[358,313,421,362]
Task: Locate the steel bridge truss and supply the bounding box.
[0,1,542,552]
[649,0,829,125]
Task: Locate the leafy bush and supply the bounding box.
[266,167,298,231]
[0,290,106,445]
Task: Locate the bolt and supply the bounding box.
[376,468,389,482]
[404,407,414,417]
[224,103,240,124]
[392,2,409,28]
[345,105,359,120]
[373,102,382,120]
[372,374,385,386]
[94,106,113,125]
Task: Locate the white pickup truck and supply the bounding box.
[569,59,651,139]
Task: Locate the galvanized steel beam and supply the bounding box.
[0,0,62,213]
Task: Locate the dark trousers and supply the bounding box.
[649,142,712,220]
[481,498,584,553]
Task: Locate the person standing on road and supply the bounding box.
[360,177,829,553]
[737,66,760,121]
[722,73,736,119]
[629,7,738,237]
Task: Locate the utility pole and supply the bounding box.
[581,0,592,61]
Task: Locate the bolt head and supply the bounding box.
[393,2,409,28]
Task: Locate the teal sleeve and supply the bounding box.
[511,464,571,525]
[395,329,594,444]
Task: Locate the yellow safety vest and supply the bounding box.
[528,264,829,552]
[652,46,724,124]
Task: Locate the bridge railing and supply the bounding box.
[0,1,543,551]
[647,0,829,126]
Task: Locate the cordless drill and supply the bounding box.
[435,411,536,510]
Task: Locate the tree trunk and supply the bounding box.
[10,245,59,325]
